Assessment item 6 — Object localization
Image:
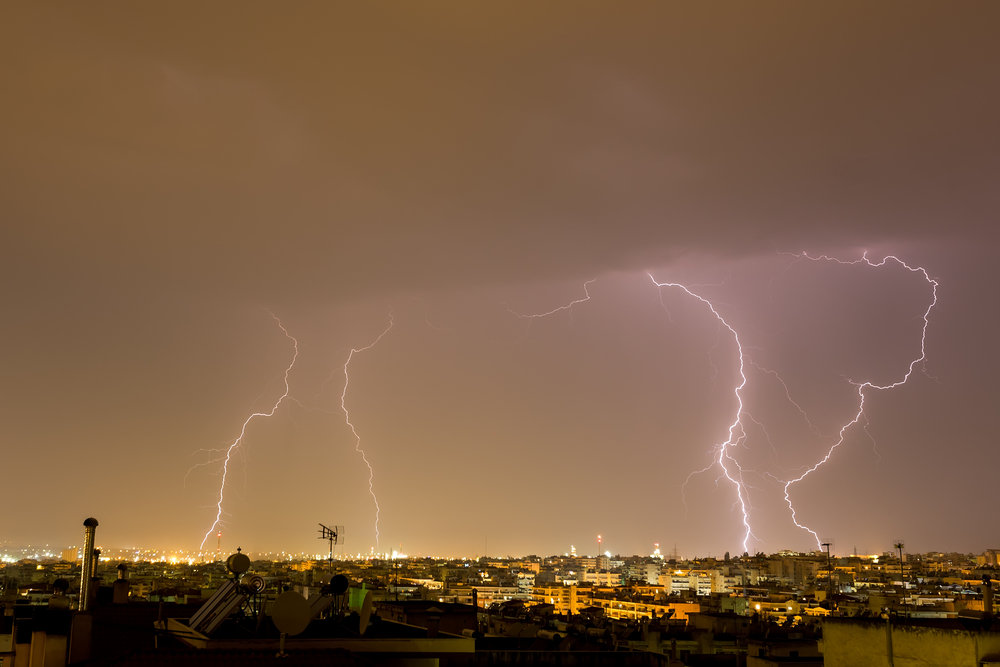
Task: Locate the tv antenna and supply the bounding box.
[318,524,344,564]
[821,539,834,598]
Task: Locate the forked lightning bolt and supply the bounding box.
[781,252,939,548]
[512,260,936,554]
[647,274,756,553]
[341,315,394,549]
[199,314,299,551]
[512,275,757,551]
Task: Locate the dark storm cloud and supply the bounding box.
[3,2,997,301]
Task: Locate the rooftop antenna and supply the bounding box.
[821,540,834,599]
[318,524,343,565]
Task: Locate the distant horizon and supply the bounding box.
[4,540,997,563]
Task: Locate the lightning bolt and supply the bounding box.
[744,411,780,459]
[340,314,394,549]
[510,275,758,551]
[504,258,934,553]
[749,361,830,441]
[647,274,756,553]
[507,279,596,319]
[198,314,299,551]
[781,252,939,548]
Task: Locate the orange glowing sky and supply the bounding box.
[2,2,998,556]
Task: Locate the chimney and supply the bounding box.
[984,575,994,617]
[113,564,130,604]
[49,578,71,610]
[425,607,443,638]
[79,518,98,612]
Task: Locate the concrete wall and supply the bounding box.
[822,618,1000,667]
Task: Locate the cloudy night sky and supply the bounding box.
[2,2,998,558]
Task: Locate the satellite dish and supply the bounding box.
[358,590,372,636]
[330,575,349,596]
[226,552,251,576]
[272,591,311,636]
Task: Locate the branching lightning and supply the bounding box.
[781,252,939,548]
[178,248,935,556]
[743,411,780,458]
[749,361,830,440]
[785,252,938,548]
[508,279,596,319]
[507,257,935,554]
[198,314,299,551]
[340,314,395,549]
[647,274,756,553]
[510,275,764,552]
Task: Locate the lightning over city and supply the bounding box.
[499,256,942,556]
[340,314,395,549]
[647,273,756,553]
[510,274,756,552]
[781,252,940,548]
[197,314,299,551]
[7,2,996,587]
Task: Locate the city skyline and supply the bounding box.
[3,535,991,564]
[2,4,998,557]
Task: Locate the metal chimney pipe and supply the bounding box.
[79,518,98,611]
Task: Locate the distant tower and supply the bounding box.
[217,531,222,560]
[597,534,603,556]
